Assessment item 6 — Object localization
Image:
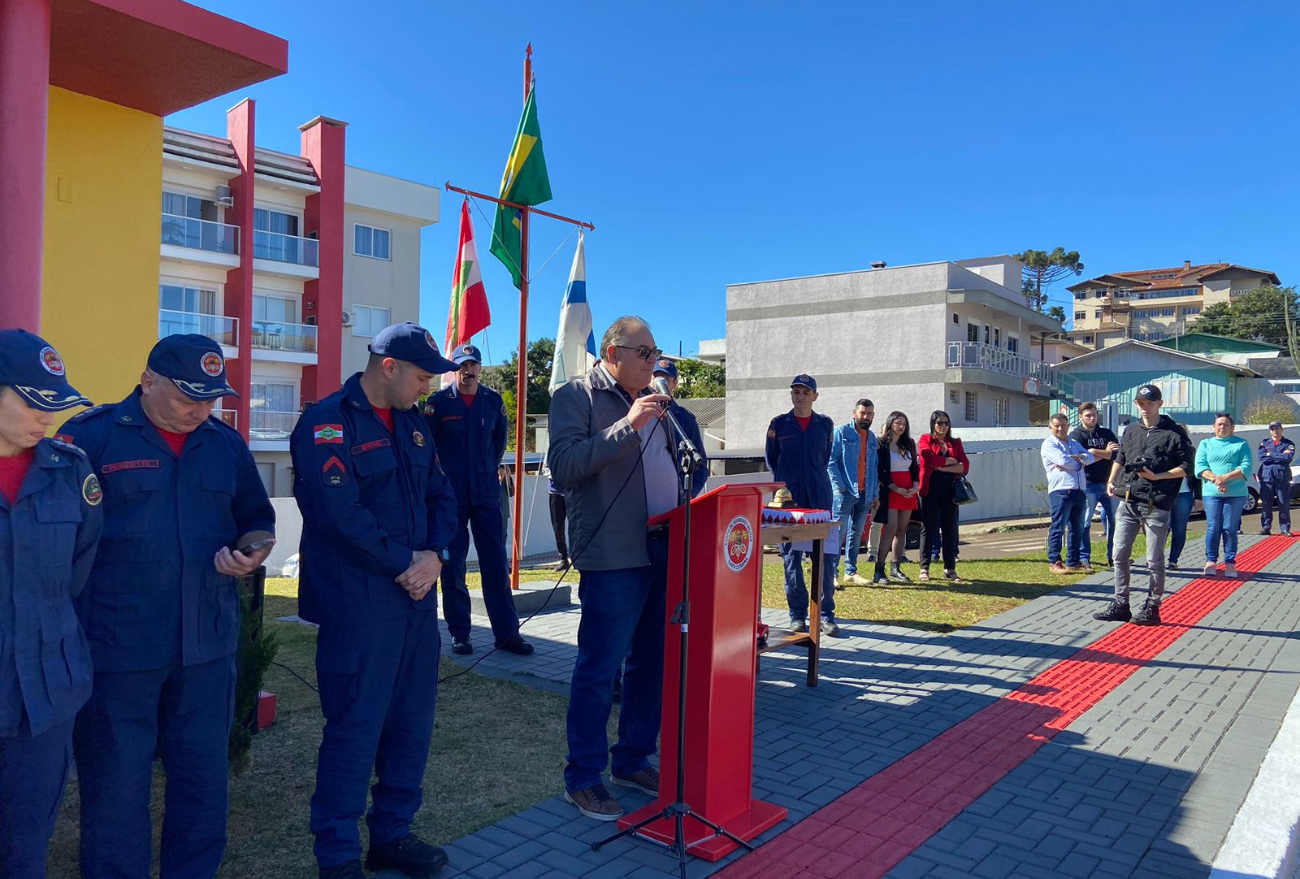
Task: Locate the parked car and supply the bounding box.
[281,553,299,578]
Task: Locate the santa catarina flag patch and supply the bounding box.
[314,424,344,444]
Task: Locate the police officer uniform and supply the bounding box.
[291,323,458,878]
[60,335,275,879]
[0,330,101,879]
[764,374,836,630]
[651,359,709,499]
[426,344,530,656]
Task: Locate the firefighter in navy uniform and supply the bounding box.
[291,323,458,879]
[426,344,532,656]
[764,374,837,634]
[59,334,275,879]
[0,330,101,879]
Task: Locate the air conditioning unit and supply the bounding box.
[214,184,234,208]
[341,311,353,327]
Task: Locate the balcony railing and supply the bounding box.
[158,309,238,346]
[250,410,299,441]
[160,213,239,255]
[253,229,319,267]
[947,341,1053,385]
[252,320,317,353]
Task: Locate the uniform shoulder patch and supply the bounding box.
[65,403,111,424]
[82,473,103,506]
[767,428,777,439]
[50,435,87,456]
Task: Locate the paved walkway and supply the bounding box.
[432,532,1300,879]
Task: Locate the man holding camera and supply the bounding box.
[1095,384,1195,627]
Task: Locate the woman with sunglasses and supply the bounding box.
[873,411,920,584]
[918,410,969,582]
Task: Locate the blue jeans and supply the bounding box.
[830,490,871,576]
[1083,482,1117,564]
[1204,495,1247,563]
[782,543,836,623]
[1168,491,1194,565]
[1048,489,1088,566]
[564,534,668,792]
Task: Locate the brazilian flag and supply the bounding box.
[490,88,553,288]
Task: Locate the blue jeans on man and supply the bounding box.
[782,544,836,625]
[564,534,668,793]
[1204,495,1248,564]
[1083,481,1116,565]
[1168,490,1194,566]
[830,490,871,578]
[1048,489,1089,567]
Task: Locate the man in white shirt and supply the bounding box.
[1041,414,1095,575]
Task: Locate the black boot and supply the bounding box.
[366,833,449,878]
[1132,598,1162,626]
[320,861,365,879]
[1092,599,1132,622]
[873,561,888,584]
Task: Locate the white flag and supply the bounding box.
[549,233,596,392]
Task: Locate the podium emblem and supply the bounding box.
[724,515,755,572]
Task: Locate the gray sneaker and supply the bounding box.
[789,618,808,633]
[820,618,841,637]
[565,783,623,821]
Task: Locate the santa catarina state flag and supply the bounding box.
[445,198,491,354]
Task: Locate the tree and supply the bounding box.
[1192,285,1298,346]
[674,359,726,398]
[1047,305,1067,324]
[1015,248,1084,318]
[481,337,556,450]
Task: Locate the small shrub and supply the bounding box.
[1243,396,1300,426]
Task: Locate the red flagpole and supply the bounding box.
[510,44,533,590]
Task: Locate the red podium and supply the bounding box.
[619,482,788,860]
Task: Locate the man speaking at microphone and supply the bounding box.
[549,315,682,821]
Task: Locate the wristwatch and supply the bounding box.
[430,546,451,563]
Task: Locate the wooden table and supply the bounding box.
[757,521,831,687]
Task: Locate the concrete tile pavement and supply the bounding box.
[431,533,1300,879]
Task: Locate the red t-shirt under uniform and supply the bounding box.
[0,448,35,505]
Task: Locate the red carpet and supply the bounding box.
[717,537,1293,879]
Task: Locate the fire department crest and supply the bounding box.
[201,352,224,377]
[724,515,755,573]
[82,473,102,506]
[40,346,65,376]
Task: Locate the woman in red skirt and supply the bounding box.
[873,411,920,584]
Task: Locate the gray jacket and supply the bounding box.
[547,365,682,571]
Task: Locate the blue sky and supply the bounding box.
[173,1,1300,365]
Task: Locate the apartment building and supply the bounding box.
[724,256,1066,447]
[159,120,438,495]
[1064,261,1280,349]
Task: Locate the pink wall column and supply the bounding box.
[225,98,256,441]
[0,0,52,330]
[300,116,346,405]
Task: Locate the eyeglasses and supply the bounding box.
[935,421,950,426]
[615,345,663,362]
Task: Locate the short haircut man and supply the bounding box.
[1042,413,1094,574]
[1071,402,1122,568]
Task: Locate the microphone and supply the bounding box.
[652,376,705,472]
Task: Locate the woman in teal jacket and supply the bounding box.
[1195,413,1254,578]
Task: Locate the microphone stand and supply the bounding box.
[592,406,753,878]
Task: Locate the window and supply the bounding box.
[1075,310,1086,321]
[1183,306,1201,316]
[158,284,221,339]
[352,304,391,338]
[967,322,980,343]
[354,224,392,260]
[253,293,298,324]
[1154,379,1189,408]
[949,389,959,404]
[1007,334,1019,354]
[159,284,216,315]
[952,313,959,324]
[253,208,309,263]
[993,397,1009,427]
[162,191,218,222]
[984,325,991,345]
[964,391,978,422]
[994,328,1001,347]
[251,379,297,413]
[1093,310,1102,319]
[255,208,300,237]
[1083,335,1095,344]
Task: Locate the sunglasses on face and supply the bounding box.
[935,421,950,426]
[615,345,663,362]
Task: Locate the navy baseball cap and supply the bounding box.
[653,358,678,379]
[0,329,91,412]
[369,322,458,373]
[452,344,482,366]
[1135,383,1162,402]
[791,373,818,392]
[1270,421,1284,430]
[148,334,238,401]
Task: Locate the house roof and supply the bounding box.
[1246,356,1300,380]
[1152,333,1285,354]
[1067,263,1280,293]
[1055,339,1259,378]
[677,397,726,427]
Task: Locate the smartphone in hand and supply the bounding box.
[236,537,275,555]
